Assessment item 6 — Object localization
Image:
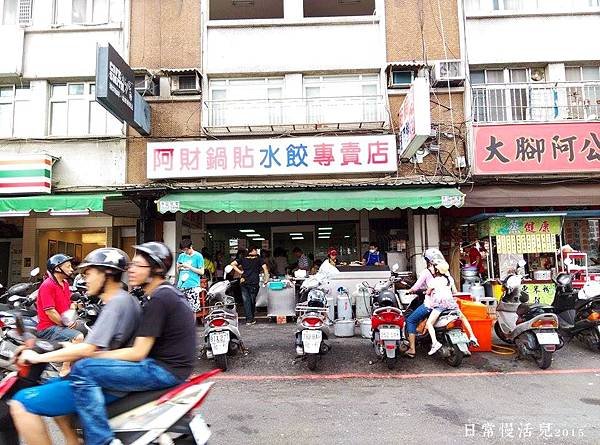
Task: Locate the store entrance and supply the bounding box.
[272,225,315,266]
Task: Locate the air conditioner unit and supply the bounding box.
[171,72,201,95]
[388,70,414,88]
[431,60,465,87]
[134,73,159,96]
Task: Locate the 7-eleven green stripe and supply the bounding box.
[0,169,51,178]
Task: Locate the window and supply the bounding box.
[303,74,381,123]
[2,0,16,24]
[49,81,122,136]
[0,84,31,138]
[390,71,414,88]
[53,0,121,25]
[565,66,600,119]
[207,78,284,126]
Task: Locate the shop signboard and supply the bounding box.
[484,216,562,237]
[473,122,600,175]
[0,154,52,195]
[147,134,398,179]
[398,77,431,159]
[95,44,150,136]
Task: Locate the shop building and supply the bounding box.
[443,1,600,293]
[125,0,469,275]
[0,0,137,284]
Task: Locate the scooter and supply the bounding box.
[294,263,337,371]
[0,268,41,306]
[404,291,472,367]
[0,315,218,445]
[552,274,600,350]
[369,283,406,369]
[202,265,243,371]
[495,272,562,369]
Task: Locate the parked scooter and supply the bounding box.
[294,262,337,371]
[0,316,218,445]
[495,269,562,369]
[369,281,406,369]
[551,273,600,350]
[0,268,41,307]
[202,265,243,371]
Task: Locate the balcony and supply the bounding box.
[472,82,600,123]
[202,95,388,135]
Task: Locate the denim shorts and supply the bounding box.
[37,325,83,342]
[11,378,120,417]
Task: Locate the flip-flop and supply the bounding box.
[405,352,416,359]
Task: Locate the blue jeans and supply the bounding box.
[406,303,431,334]
[68,358,182,445]
[241,283,259,322]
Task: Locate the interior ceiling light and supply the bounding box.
[247,234,261,237]
[291,236,304,240]
[0,211,30,217]
[49,210,90,216]
[318,227,333,231]
[255,238,265,241]
[239,229,255,233]
[289,233,303,236]
[318,236,330,239]
[344,235,351,238]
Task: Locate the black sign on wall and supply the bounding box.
[96,44,134,124]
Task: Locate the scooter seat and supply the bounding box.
[105,388,173,418]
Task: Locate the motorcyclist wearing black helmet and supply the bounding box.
[10,248,143,445]
[67,242,197,445]
[36,253,84,376]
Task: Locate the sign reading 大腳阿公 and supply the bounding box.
[95,44,150,135]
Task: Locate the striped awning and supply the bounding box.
[0,154,52,195]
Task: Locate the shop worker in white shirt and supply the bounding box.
[176,238,205,312]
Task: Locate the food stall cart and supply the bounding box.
[477,214,564,305]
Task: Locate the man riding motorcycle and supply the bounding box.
[65,241,197,445]
[36,254,85,376]
[9,248,142,445]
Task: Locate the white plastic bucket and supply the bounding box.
[334,319,355,337]
[337,294,353,320]
[359,318,372,339]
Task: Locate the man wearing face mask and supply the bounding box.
[362,242,385,266]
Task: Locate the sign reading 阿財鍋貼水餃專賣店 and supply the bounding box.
[0,154,52,195]
[481,216,562,237]
[146,135,398,179]
[474,122,600,175]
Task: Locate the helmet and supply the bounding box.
[78,248,129,273]
[432,259,450,275]
[423,248,444,264]
[47,254,73,274]
[307,289,326,308]
[133,242,173,275]
[73,274,87,293]
[554,272,573,293]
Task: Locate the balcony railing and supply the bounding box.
[202,95,388,134]
[472,82,600,123]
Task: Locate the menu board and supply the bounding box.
[496,234,556,254]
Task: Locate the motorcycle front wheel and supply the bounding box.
[534,348,553,369]
[215,353,228,371]
[445,344,463,368]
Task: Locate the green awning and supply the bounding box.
[157,188,464,214]
[0,193,120,215]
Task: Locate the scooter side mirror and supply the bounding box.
[8,295,20,302]
[30,267,40,278]
[392,263,400,272]
[224,265,234,274]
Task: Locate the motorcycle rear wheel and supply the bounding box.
[445,344,463,368]
[215,353,228,371]
[307,353,318,371]
[534,348,552,369]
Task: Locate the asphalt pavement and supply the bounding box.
[38,320,600,444]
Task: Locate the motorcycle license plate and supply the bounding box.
[536,332,560,345]
[302,330,322,354]
[189,414,211,444]
[379,328,401,341]
[447,330,469,345]
[209,331,230,355]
